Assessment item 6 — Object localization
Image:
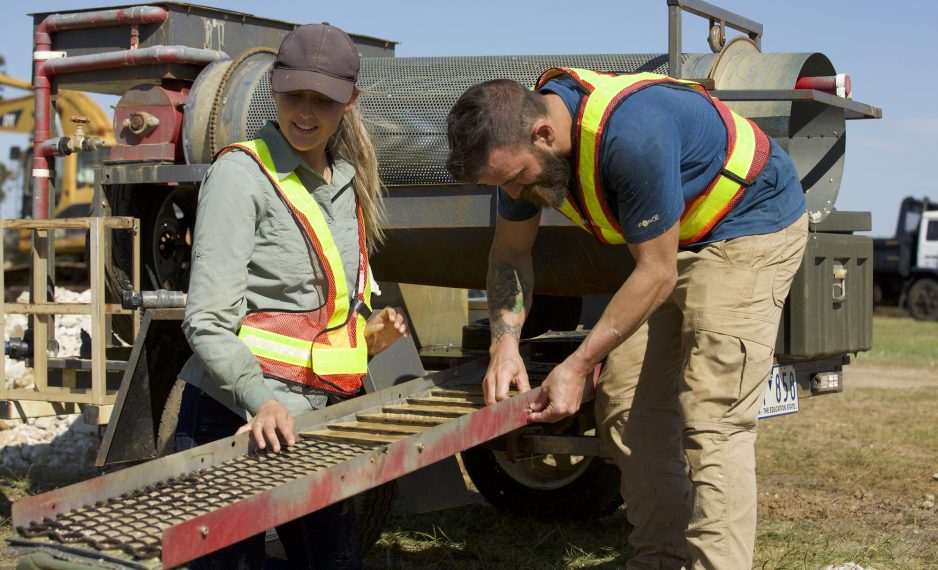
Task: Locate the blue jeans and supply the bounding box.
[175,383,363,570]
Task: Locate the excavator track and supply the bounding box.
[9,358,545,569]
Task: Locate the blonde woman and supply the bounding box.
[176,23,406,569]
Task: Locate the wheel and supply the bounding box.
[460,411,623,520]
[521,294,583,338]
[907,278,938,321]
[156,379,187,457]
[106,184,197,292]
[353,482,396,556]
[104,185,197,339]
[159,381,394,557]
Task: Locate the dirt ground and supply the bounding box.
[846,363,938,389]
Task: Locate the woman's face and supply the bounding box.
[272,90,354,164]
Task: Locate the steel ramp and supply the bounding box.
[9,357,545,569]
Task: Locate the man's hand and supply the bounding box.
[483,340,530,405]
[527,359,590,423]
[236,399,296,453]
[364,306,409,356]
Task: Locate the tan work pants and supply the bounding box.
[595,214,808,570]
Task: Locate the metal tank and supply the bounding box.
[179,46,857,295]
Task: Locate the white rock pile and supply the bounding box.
[2,288,102,473]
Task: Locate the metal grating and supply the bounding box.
[11,359,558,568]
[356,53,676,185]
[16,438,377,561]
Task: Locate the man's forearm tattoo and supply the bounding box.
[487,260,529,343]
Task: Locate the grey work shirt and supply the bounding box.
[178,121,362,419]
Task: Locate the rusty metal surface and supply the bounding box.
[11,357,551,569]
[35,3,394,96]
[17,438,375,560]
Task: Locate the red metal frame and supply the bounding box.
[161,387,539,567]
[29,6,228,219]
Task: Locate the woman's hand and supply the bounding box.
[364,306,409,356]
[236,399,296,453]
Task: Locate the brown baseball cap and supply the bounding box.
[270,23,360,103]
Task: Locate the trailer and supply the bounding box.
[1,0,881,567]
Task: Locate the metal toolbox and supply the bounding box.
[776,211,874,360]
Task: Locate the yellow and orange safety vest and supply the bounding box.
[535,67,770,246]
[218,139,371,396]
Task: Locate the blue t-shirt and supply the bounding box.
[498,76,806,245]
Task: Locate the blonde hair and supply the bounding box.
[329,93,386,250]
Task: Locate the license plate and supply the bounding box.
[758,364,799,419]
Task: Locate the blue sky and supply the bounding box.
[0,0,935,236]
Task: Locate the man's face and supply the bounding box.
[480,144,571,208]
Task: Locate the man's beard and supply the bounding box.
[520,147,571,209]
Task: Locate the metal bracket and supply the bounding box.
[667,0,763,78]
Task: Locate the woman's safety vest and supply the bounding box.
[219,139,371,397]
[535,67,770,246]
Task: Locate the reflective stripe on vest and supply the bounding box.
[220,139,371,395]
[535,67,770,246]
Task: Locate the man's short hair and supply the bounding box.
[445,79,548,184]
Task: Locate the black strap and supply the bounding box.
[720,167,754,187]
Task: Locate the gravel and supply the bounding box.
[2,289,102,473]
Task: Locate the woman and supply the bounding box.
[176,22,407,569]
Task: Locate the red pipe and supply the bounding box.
[41,6,169,32]
[42,46,227,77]
[31,6,169,219]
[795,73,852,99]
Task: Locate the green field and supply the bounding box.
[856,314,938,368]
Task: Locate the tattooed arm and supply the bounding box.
[483,212,541,405]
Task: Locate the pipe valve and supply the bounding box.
[122,111,160,136]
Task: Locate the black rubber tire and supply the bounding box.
[156,379,187,457]
[157,380,394,557]
[105,184,197,292]
[461,445,622,521]
[521,294,583,338]
[104,184,197,340]
[353,482,396,556]
[907,278,938,321]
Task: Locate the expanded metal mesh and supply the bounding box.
[246,68,277,141]
[356,54,676,185]
[197,53,681,184]
[16,438,378,561]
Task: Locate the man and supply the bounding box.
[445,67,808,569]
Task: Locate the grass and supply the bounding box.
[753,385,938,569]
[2,315,938,569]
[0,469,36,569]
[857,312,938,368]
[367,507,633,569]
[365,314,938,569]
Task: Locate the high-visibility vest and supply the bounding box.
[535,67,770,246]
[219,139,371,396]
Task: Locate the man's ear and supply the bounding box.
[531,121,555,149]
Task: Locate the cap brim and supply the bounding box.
[270,68,354,103]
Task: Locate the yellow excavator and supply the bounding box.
[0,71,113,272]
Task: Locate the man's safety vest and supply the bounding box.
[535,67,770,246]
[218,139,371,396]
